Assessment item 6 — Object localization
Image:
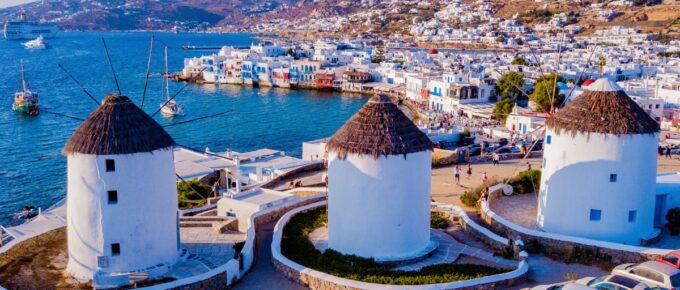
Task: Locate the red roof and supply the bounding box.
[428,48,439,55]
[582,79,595,86]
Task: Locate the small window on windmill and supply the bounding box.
[546,135,552,145]
[629,210,637,223]
[107,190,118,205]
[111,243,120,256]
[590,209,602,221]
[105,159,115,172]
[610,174,617,183]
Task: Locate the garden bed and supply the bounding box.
[280,207,507,285]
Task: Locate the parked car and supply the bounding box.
[495,146,521,154]
[613,261,680,289]
[584,274,658,290]
[529,277,595,290]
[658,250,680,269]
[499,138,509,146]
[468,146,482,156]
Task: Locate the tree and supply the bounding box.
[530,73,565,113]
[493,97,515,124]
[371,46,386,63]
[496,71,525,100]
[511,56,528,66]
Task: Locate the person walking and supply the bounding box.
[526,161,532,171]
[466,163,472,180]
[211,180,220,198]
[492,152,500,166]
[482,172,488,183]
[667,144,673,159]
[454,165,460,185]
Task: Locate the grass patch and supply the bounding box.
[508,169,541,194]
[431,211,448,229]
[460,177,499,207]
[281,208,507,285]
[177,179,210,209]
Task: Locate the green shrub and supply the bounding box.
[177,179,211,208]
[460,177,499,207]
[281,208,507,285]
[509,169,541,194]
[431,211,448,229]
[666,207,680,235]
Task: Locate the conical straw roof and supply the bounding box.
[546,78,659,135]
[326,94,433,159]
[63,94,175,155]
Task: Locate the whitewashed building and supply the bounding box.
[63,95,180,282]
[325,94,435,261]
[537,78,660,245]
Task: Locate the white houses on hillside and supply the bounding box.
[63,95,180,282]
[537,78,660,245]
[325,94,435,261]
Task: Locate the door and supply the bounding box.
[655,194,668,227]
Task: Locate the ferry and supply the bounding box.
[13,60,39,116]
[4,13,59,40]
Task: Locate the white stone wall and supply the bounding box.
[327,151,431,260]
[538,129,658,245]
[66,149,179,281]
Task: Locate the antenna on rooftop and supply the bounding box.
[101,37,122,95]
[140,35,154,109]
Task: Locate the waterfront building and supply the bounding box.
[63,95,179,282]
[290,60,320,87]
[428,74,496,114]
[537,78,660,245]
[326,94,434,261]
[341,69,372,92]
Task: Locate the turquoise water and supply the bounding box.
[0,32,367,225]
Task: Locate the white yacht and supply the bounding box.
[160,47,185,117]
[22,35,48,49]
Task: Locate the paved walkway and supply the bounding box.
[0,199,66,255]
[490,193,539,230]
[232,221,307,290]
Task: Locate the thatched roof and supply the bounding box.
[63,94,175,155]
[546,78,659,135]
[326,94,433,159]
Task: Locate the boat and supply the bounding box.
[22,35,48,49]
[12,60,39,116]
[160,47,184,117]
[4,13,59,40]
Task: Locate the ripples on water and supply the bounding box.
[0,32,368,225]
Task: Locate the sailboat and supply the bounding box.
[12,60,39,116]
[160,47,184,117]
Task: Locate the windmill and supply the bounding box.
[46,36,235,284]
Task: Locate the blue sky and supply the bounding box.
[0,0,40,9]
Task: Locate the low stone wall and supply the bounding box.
[261,162,325,189]
[479,197,670,265]
[167,271,227,290]
[271,202,529,290]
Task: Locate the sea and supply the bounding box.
[0,32,368,226]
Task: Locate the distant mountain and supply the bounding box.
[0,0,366,32]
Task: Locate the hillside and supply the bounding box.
[1,0,679,39]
